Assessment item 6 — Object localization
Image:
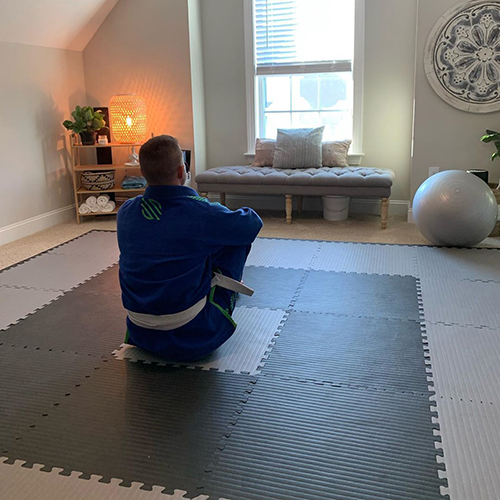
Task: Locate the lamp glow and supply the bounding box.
[109,94,147,166]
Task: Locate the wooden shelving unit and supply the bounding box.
[70,135,145,223]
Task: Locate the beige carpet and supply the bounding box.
[1,212,499,271]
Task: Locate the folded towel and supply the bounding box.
[89,204,100,213]
[121,176,147,190]
[97,194,110,207]
[78,203,91,215]
[86,196,98,207]
[102,201,116,213]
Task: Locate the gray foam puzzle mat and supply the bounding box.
[0,459,212,500]
[113,307,287,375]
[425,322,500,403]
[206,377,446,500]
[246,238,321,269]
[0,252,115,292]
[0,344,102,453]
[48,231,119,261]
[0,288,126,357]
[416,246,500,283]
[239,266,306,309]
[262,311,429,393]
[0,286,62,331]
[294,270,421,322]
[0,234,452,499]
[4,359,253,496]
[436,397,500,500]
[419,277,500,329]
[0,459,211,500]
[311,241,418,277]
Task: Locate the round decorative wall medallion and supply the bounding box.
[425,1,500,113]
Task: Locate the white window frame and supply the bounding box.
[243,0,365,165]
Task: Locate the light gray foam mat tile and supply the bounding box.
[0,252,115,292]
[0,286,62,331]
[5,359,253,496]
[239,267,306,309]
[0,344,102,453]
[114,307,286,375]
[311,242,418,277]
[436,398,500,500]
[49,231,119,261]
[416,246,500,282]
[206,377,446,500]
[294,271,421,322]
[426,323,500,403]
[0,289,126,357]
[262,311,428,393]
[420,278,500,329]
[0,459,212,500]
[246,238,320,269]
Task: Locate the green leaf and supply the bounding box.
[486,129,499,135]
[481,133,500,143]
[62,120,74,130]
[492,151,500,161]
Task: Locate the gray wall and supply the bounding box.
[200,0,418,202]
[0,41,86,242]
[200,0,249,170]
[83,0,196,162]
[412,0,500,199]
[187,0,208,177]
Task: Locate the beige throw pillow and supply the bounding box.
[252,138,276,167]
[322,140,352,167]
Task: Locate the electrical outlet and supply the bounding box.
[429,167,440,177]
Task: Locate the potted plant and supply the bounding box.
[63,106,107,145]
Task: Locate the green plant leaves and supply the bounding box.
[63,106,107,134]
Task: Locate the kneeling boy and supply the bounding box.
[117,135,263,361]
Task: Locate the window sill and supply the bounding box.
[244,152,365,167]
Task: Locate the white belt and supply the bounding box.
[127,273,254,331]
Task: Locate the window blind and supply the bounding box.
[254,0,354,76]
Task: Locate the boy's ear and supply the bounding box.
[177,165,184,178]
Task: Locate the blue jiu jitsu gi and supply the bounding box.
[117,185,263,361]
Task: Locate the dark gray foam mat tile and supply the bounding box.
[239,266,306,309]
[74,264,120,295]
[0,344,102,452]
[0,289,126,357]
[262,311,429,393]
[294,271,421,321]
[206,377,446,500]
[6,359,253,495]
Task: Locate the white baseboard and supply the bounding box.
[212,194,410,217]
[0,204,75,246]
[407,208,414,224]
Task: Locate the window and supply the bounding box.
[244,0,364,155]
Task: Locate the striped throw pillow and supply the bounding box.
[273,127,325,169]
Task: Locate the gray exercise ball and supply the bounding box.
[413,170,498,247]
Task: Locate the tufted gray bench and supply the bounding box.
[195,166,395,229]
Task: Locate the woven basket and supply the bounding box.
[81,171,115,191]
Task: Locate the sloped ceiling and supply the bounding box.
[0,0,121,51]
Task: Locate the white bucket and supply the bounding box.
[322,196,350,221]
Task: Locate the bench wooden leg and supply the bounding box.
[297,195,303,214]
[200,192,208,198]
[220,193,226,206]
[381,197,389,230]
[286,194,293,224]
